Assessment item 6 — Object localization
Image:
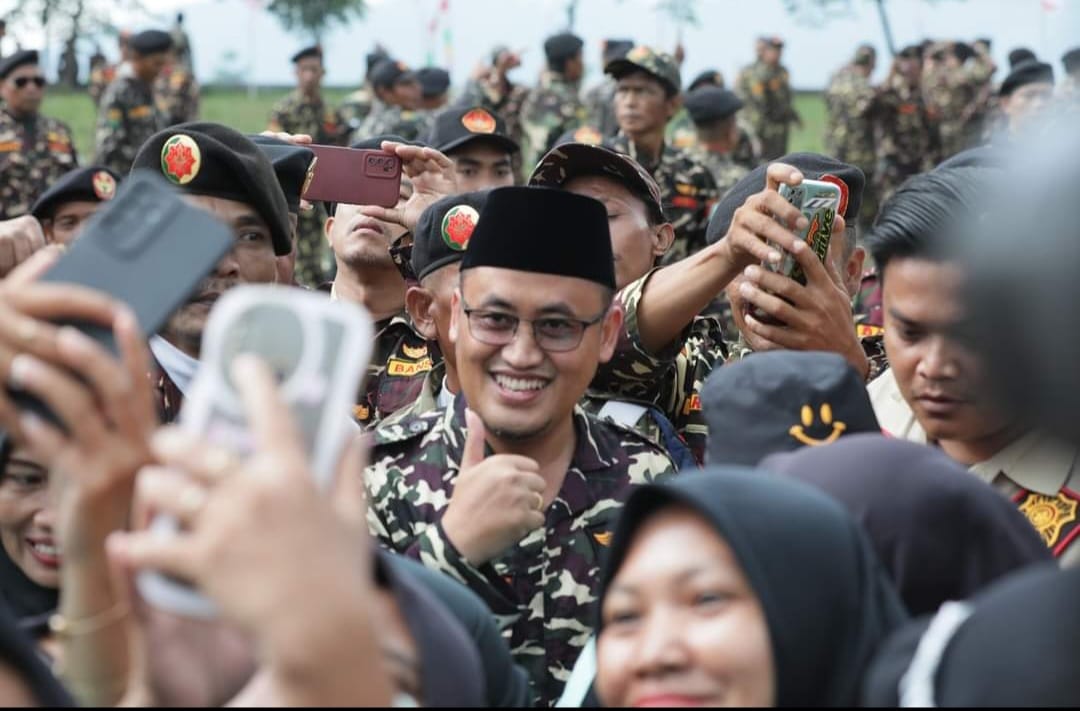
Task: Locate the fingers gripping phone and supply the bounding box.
[302,144,403,208]
[750,179,842,325]
[137,286,374,618]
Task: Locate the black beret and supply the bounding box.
[412,190,490,281]
[131,122,292,256]
[370,59,416,89]
[529,142,664,224]
[1000,60,1054,96]
[291,45,322,64]
[31,166,121,220]
[684,87,743,125]
[1063,48,1080,74]
[0,50,38,80]
[249,135,316,215]
[703,351,880,465]
[544,32,584,63]
[366,46,390,76]
[324,134,427,216]
[1008,48,1036,69]
[428,107,519,156]
[416,67,451,98]
[706,152,865,244]
[687,69,724,92]
[461,186,615,289]
[602,38,635,65]
[129,30,173,56]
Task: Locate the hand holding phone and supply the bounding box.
[303,144,402,208]
[137,285,374,617]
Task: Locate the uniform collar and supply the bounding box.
[969,431,1079,496]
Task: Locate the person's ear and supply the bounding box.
[405,285,437,340]
[324,215,335,248]
[597,301,625,364]
[845,246,867,298]
[652,223,675,259]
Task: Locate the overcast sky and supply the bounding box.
[5,0,1079,90]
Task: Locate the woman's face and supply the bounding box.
[0,448,58,588]
[597,506,775,708]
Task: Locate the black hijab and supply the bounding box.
[0,434,58,637]
[863,563,1079,706]
[0,600,73,706]
[598,468,907,707]
[762,435,1051,616]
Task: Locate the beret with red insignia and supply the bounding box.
[31,165,122,220]
[249,135,316,215]
[412,190,490,281]
[131,122,292,256]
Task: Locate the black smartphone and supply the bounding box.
[7,170,234,425]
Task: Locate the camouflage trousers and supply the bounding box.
[294,206,335,288]
[758,125,790,162]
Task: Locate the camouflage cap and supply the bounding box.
[529,142,664,224]
[605,45,681,95]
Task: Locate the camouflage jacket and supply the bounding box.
[735,60,798,146]
[354,104,430,144]
[520,71,586,169]
[726,332,890,383]
[606,134,720,263]
[365,398,677,705]
[665,107,696,150]
[355,310,439,428]
[0,108,78,220]
[872,74,939,173]
[93,72,165,175]
[339,86,375,133]
[268,91,349,145]
[692,146,749,199]
[154,65,200,126]
[88,64,116,107]
[588,270,727,464]
[824,65,877,171]
[583,78,619,138]
[455,76,531,149]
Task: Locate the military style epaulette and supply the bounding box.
[372,413,435,447]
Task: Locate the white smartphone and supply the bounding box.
[137,285,374,618]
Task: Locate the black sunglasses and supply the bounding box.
[13,76,46,89]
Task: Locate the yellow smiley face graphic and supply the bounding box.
[788,403,847,446]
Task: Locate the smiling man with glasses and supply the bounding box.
[0,50,78,220]
[366,186,676,706]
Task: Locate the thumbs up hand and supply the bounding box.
[440,409,547,566]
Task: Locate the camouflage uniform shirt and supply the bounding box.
[339,86,375,134]
[455,76,531,149]
[735,61,799,161]
[520,71,586,170]
[93,69,165,175]
[354,308,437,429]
[268,90,348,144]
[606,134,720,263]
[366,397,677,705]
[691,145,749,199]
[872,74,939,203]
[587,270,727,464]
[154,65,201,126]
[354,104,431,144]
[824,65,877,173]
[0,107,78,220]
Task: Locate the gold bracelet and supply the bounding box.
[48,602,130,638]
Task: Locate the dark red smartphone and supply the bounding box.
[302,145,403,208]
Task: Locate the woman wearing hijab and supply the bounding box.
[863,563,1079,706]
[762,435,1051,615]
[594,468,906,707]
[0,436,60,662]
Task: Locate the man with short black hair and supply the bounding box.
[520,32,587,168]
[29,165,120,245]
[93,29,172,173]
[0,50,78,219]
[416,67,451,111]
[866,166,1080,567]
[427,107,518,191]
[357,59,427,142]
[604,45,719,263]
[998,60,1055,133]
[736,36,800,160]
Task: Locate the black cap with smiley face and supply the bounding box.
[702,351,880,466]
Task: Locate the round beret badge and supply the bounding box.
[160,134,202,185]
[441,205,479,251]
[627,45,652,62]
[91,171,117,201]
[461,108,496,134]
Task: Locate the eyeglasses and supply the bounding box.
[12,76,46,89]
[461,298,606,353]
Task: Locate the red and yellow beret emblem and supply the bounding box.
[461,108,497,134]
[572,126,603,145]
[91,171,117,201]
[441,205,479,251]
[160,134,201,185]
[627,46,653,63]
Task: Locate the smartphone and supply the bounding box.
[6,171,234,426]
[302,144,402,208]
[137,285,374,618]
[750,179,842,325]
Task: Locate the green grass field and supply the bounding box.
[44,87,826,161]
